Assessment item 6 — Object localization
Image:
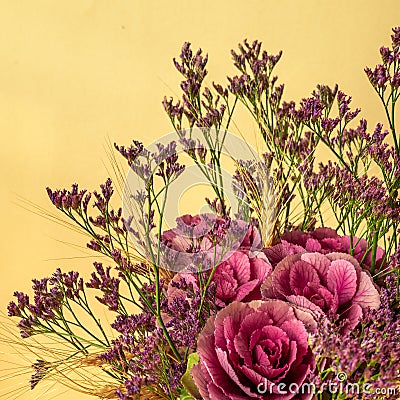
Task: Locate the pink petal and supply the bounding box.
[280,320,309,360]
[234,280,259,302]
[236,362,265,386]
[263,241,305,266]
[300,253,331,285]
[196,335,233,391]
[312,227,339,240]
[199,236,214,251]
[326,259,357,305]
[236,311,272,357]
[215,272,237,299]
[198,333,247,399]
[289,260,320,293]
[320,237,342,252]
[249,252,272,282]
[240,224,262,250]
[260,274,277,299]
[316,286,339,312]
[191,363,212,400]
[292,307,318,333]
[286,295,324,315]
[256,300,296,327]
[325,252,361,272]
[340,303,363,332]
[227,252,251,285]
[171,235,192,252]
[281,230,310,247]
[305,238,321,252]
[214,302,251,349]
[353,271,380,309]
[180,214,202,226]
[207,382,233,400]
[262,254,301,299]
[215,348,256,397]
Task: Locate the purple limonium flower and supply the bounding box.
[261,252,380,331]
[46,183,89,212]
[164,273,216,350]
[191,300,315,400]
[101,281,189,399]
[86,262,120,312]
[30,360,50,390]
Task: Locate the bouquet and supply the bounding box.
[5,27,400,400]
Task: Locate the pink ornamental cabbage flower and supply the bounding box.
[161,213,253,273]
[261,252,380,331]
[164,215,271,306]
[264,227,385,274]
[162,214,262,254]
[213,250,272,306]
[168,250,272,308]
[161,214,216,253]
[191,300,315,400]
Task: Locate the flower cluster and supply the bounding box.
[6,26,400,400]
[262,252,380,332]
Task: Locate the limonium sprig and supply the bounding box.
[163,43,240,217]
[8,268,110,350]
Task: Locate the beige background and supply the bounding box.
[0,1,399,399]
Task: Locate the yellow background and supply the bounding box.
[0,1,399,399]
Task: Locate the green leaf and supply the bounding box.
[186,353,200,370]
[180,353,201,399]
[179,386,195,400]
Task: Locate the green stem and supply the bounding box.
[370,219,383,275]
